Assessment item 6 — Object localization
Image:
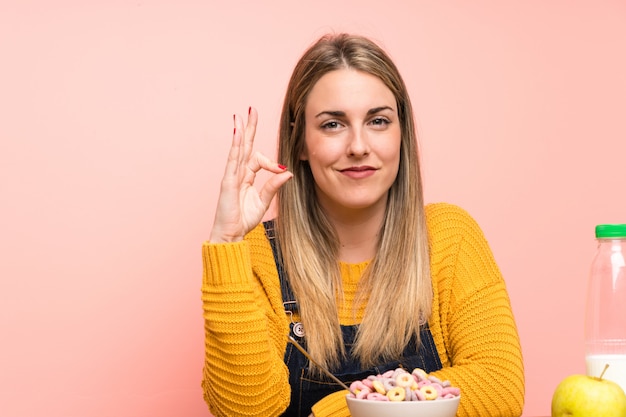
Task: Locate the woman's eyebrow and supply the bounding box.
[367,106,395,115]
[315,110,345,118]
[315,106,395,119]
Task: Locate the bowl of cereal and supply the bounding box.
[345,368,460,417]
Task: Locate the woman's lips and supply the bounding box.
[340,166,377,179]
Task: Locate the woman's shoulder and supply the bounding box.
[425,202,480,231]
[425,202,469,216]
[245,221,271,243]
[245,220,281,261]
[424,202,491,249]
[243,221,276,261]
[243,221,284,304]
[425,203,504,292]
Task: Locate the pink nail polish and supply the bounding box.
[278,164,287,170]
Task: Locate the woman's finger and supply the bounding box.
[223,117,243,179]
[244,150,289,181]
[233,114,248,178]
[258,170,293,208]
[243,107,258,164]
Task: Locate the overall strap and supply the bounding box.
[263,220,298,312]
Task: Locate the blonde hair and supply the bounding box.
[276,33,431,371]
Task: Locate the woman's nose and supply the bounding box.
[347,127,370,156]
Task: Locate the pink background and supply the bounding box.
[1,1,625,416]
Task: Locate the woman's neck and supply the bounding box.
[325,206,385,264]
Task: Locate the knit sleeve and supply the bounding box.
[201,239,291,417]
[310,390,351,417]
[427,203,525,417]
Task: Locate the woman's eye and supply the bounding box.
[321,121,341,130]
[370,117,390,127]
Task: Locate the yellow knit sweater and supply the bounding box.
[201,203,525,416]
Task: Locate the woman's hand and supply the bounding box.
[209,107,293,243]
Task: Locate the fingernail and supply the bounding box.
[233,127,236,135]
[278,164,287,170]
[248,106,251,115]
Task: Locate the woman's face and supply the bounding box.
[302,68,401,216]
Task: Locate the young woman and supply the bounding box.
[202,33,524,417]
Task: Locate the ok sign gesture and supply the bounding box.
[209,107,293,243]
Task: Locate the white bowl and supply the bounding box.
[346,395,460,417]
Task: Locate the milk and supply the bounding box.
[586,354,626,393]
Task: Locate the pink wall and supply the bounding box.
[1,1,625,416]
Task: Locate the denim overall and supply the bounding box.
[263,221,442,417]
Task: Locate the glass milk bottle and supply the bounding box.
[585,224,626,392]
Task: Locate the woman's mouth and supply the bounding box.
[339,166,377,179]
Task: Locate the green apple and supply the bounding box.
[552,371,626,417]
